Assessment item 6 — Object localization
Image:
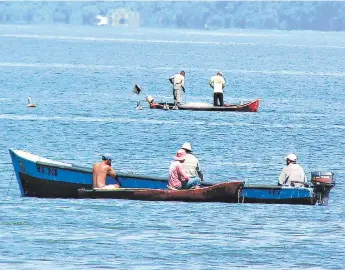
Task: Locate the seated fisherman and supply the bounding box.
[168,149,190,190]
[180,142,204,189]
[93,153,121,189]
[278,153,307,187]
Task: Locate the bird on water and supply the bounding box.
[27,97,37,108]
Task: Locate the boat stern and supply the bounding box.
[248,99,261,112]
[311,171,335,206]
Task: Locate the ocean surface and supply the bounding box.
[0,25,344,269]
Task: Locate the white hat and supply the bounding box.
[181,142,192,152]
[285,153,297,162]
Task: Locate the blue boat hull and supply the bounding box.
[9,149,169,198]
[240,185,315,205]
[9,149,318,204]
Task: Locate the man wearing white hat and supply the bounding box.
[180,142,204,189]
[278,153,306,187]
[209,71,226,106]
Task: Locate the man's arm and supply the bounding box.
[198,171,204,181]
[301,168,307,183]
[169,75,174,84]
[196,161,204,181]
[209,78,213,89]
[92,164,97,188]
[278,170,286,186]
[181,77,185,92]
[222,77,226,89]
[108,166,117,178]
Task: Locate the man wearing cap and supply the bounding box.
[92,153,121,189]
[180,142,204,189]
[278,153,307,187]
[209,71,226,106]
[169,71,185,104]
[168,149,191,190]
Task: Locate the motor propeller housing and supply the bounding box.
[311,171,335,205]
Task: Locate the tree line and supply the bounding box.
[0,1,343,31]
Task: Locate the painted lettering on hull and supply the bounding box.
[36,164,58,177]
[268,189,281,196]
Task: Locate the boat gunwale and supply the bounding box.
[80,181,242,193]
[243,184,312,190]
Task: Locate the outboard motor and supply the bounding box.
[311,171,335,206]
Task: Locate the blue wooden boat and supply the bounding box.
[9,149,335,205]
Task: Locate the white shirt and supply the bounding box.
[209,75,226,93]
[181,153,202,178]
[278,163,306,187]
[170,73,185,90]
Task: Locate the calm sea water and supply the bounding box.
[0,25,344,269]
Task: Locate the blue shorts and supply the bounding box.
[183,178,201,189]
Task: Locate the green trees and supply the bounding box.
[0,1,343,31]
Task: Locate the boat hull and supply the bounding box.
[9,149,329,205]
[240,185,316,205]
[9,149,169,198]
[149,99,261,112]
[18,172,90,198]
[78,182,243,202]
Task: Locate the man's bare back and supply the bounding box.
[92,159,119,189]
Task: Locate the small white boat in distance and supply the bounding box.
[95,15,109,26]
[27,97,36,108]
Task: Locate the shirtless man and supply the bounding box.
[92,153,120,189]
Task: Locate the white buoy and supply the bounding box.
[27,97,36,108]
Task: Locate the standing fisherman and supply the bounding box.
[169,71,185,105]
[209,71,226,106]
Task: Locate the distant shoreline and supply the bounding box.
[0,24,344,34]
